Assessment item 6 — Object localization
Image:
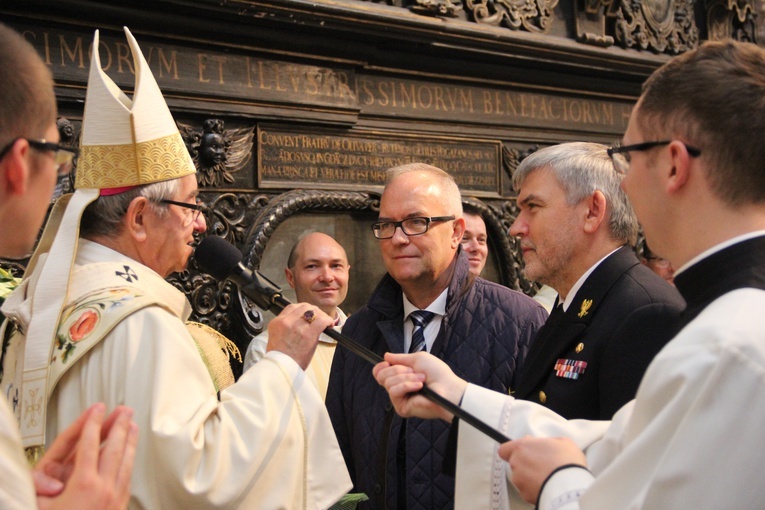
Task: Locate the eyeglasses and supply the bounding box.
[371,216,455,239]
[0,138,79,176]
[607,140,701,174]
[160,199,204,227]
[645,256,672,269]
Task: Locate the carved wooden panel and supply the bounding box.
[706,0,757,42]
[612,0,700,54]
[576,0,706,53]
[465,0,560,32]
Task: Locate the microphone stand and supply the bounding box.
[242,277,511,444]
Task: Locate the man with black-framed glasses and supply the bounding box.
[327,162,546,509]
[607,140,701,175]
[0,140,77,261]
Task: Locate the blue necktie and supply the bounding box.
[408,310,435,353]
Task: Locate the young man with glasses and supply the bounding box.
[0,139,78,176]
[0,22,137,509]
[606,140,701,175]
[374,40,765,509]
[0,137,76,260]
[327,162,547,509]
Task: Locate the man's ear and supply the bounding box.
[1,140,31,196]
[285,267,296,290]
[451,217,466,249]
[582,190,607,235]
[666,141,693,194]
[124,197,150,242]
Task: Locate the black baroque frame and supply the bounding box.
[241,189,379,270]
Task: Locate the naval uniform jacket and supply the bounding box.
[513,246,685,420]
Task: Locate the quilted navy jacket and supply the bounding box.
[326,252,547,510]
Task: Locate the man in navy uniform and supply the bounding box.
[509,142,684,419]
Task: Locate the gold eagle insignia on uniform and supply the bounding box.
[578,299,593,318]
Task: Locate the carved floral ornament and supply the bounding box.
[706,0,757,43]
[360,0,717,51]
[365,0,755,54]
[612,0,700,53]
[361,0,560,33]
[576,0,701,53]
[464,0,559,33]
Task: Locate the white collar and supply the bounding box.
[561,246,621,312]
[402,287,448,318]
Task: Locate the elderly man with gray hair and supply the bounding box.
[508,141,685,420]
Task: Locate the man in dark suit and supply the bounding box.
[510,141,685,420]
[327,163,547,510]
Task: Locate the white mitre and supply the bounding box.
[76,28,195,190]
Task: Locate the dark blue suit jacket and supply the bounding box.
[327,251,547,509]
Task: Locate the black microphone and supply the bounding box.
[195,235,289,314]
[194,235,511,444]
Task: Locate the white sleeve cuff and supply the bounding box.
[537,465,593,510]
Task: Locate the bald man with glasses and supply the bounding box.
[327,162,547,510]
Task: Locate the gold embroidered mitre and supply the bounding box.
[75,27,195,190]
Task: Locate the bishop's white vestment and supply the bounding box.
[2,239,351,509]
